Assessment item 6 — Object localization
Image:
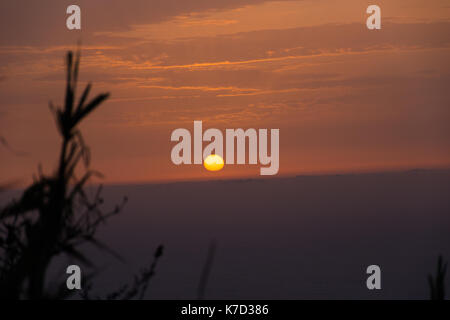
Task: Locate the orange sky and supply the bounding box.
[1,0,450,184]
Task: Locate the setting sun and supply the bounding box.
[204,154,224,172]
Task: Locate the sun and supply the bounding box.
[204,154,224,171]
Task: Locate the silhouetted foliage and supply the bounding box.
[197,240,216,300]
[0,51,162,299]
[428,255,447,300]
[81,245,164,300]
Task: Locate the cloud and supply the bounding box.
[77,21,450,72]
[0,0,292,46]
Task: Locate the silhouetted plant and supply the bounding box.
[92,245,164,300]
[428,255,447,300]
[0,50,162,299]
[197,241,216,300]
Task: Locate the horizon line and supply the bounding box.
[87,166,450,188]
[2,165,450,192]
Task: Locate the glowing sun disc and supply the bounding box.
[204,154,224,171]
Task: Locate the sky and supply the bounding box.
[0,0,449,184]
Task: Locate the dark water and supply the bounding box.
[2,170,450,299]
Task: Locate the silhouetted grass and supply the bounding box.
[0,50,162,299]
[197,240,217,300]
[428,255,447,300]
